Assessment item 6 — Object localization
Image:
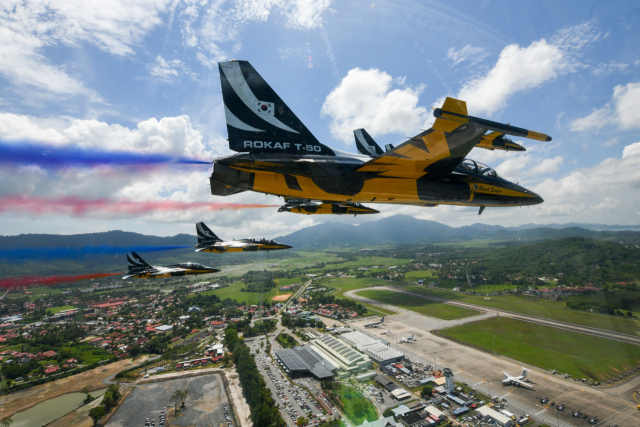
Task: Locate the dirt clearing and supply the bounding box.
[271,293,292,301]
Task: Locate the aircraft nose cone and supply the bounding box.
[529,190,544,205]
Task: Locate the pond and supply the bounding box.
[10,387,107,427]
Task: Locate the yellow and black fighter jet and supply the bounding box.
[210,60,550,215]
[195,222,292,252]
[123,251,220,279]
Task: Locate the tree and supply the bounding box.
[89,406,106,426]
[181,389,189,408]
[296,416,309,426]
[421,385,433,397]
[382,408,394,418]
[171,389,183,412]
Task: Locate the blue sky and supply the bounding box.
[1,0,639,237]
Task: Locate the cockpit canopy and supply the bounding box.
[460,158,500,178]
[177,262,205,269]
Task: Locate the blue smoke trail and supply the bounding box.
[0,245,193,260]
[0,140,211,168]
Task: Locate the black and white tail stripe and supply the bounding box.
[127,251,150,271]
[354,129,384,158]
[196,222,222,243]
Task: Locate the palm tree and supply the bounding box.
[180,389,189,409]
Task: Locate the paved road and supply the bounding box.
[347,286,640,345]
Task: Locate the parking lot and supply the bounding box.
[249,337,328,427]
[106,374,232,427]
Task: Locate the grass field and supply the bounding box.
[48,305,74,314]
[320,277,398,317]
[439,317,640,381]
[186,281,293,305]
[358,289,479,320]
[402,285,640,337]
[334,385,378,425]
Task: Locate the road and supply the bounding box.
[347,286,640,346]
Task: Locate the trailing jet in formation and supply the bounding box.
[195,222,292,253]
[502,368,533,388]
[123,251,220,279]
[364,316,385,328]
[210,60,551,216]
[397,334,416,344]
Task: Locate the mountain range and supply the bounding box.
[1,215,639,252]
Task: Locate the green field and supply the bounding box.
[404,270,438,280]
[439,317,640,381]
[320,277,398,317]
[186,281,295,305]
[49,305,74,314]
[335,385,378,425]
[358,289,479,320]
[402,285,640,336]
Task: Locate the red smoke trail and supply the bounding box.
[0,273,123,290]
[0,196,278,216]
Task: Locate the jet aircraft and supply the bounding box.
[123,251,220,279]
[502,368,533,388]
[195,222,291,253]
[380,329,391,335]
[397,334,416,344]
[550,369,557,375]
[210,60,551,215]
[364,316,385,328]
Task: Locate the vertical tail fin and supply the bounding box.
[218,60,335,155]
[127,251,150,271]
[354,129,384,157]
[381,316,384,323]
[196,222,222,243]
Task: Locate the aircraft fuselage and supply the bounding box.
[212,153,543,208]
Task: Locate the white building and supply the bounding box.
[476,406,512,427]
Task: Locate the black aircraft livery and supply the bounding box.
[123,251,220,279]
[195,222,292,253]
[211,60,550,215]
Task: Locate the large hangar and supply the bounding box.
[340,331,404,365]
[275,345,337,380]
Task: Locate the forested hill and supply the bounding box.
[474,237,640,284]
[0,230,194,249]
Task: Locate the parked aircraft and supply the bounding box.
[502,368,533,388]
[397,334,416,344]
[563,373,571,378]
[209,61,550,216]
[380,329,390,335]
[550,369,557,375]
[571,410,581,417]
[123,251,220,279]
[556,403,565,411]
[364,317,384,328]
[539,397,549,404]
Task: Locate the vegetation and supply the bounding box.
[358,289,479,320]
[440,317,640,381]
[276,333,298,349]
[321,381,377,425]
[224,324,285,427]
[87,384,121,425]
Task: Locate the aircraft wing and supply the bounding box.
[355,97,550,179]
[354,98,486,179]
[511,378,534,388]
[476,131,525,152]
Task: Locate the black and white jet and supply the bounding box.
[123,251,220,279]
[195,222,292,253]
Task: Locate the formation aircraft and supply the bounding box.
[195,222,291,253]
[123,251,220,279]
[210,60,551,215]
[502,368,533,388]
[397,334,416,344]
[364,316,385,328]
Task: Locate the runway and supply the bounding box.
[346,286,640,346]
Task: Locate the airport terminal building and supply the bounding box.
[275,345,337,380]
[340,331,404,365]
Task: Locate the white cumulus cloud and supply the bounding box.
[457,22,601,116]
[570,82,640,132]
[321,68,429,143]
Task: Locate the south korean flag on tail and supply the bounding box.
[255,101,274,116]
